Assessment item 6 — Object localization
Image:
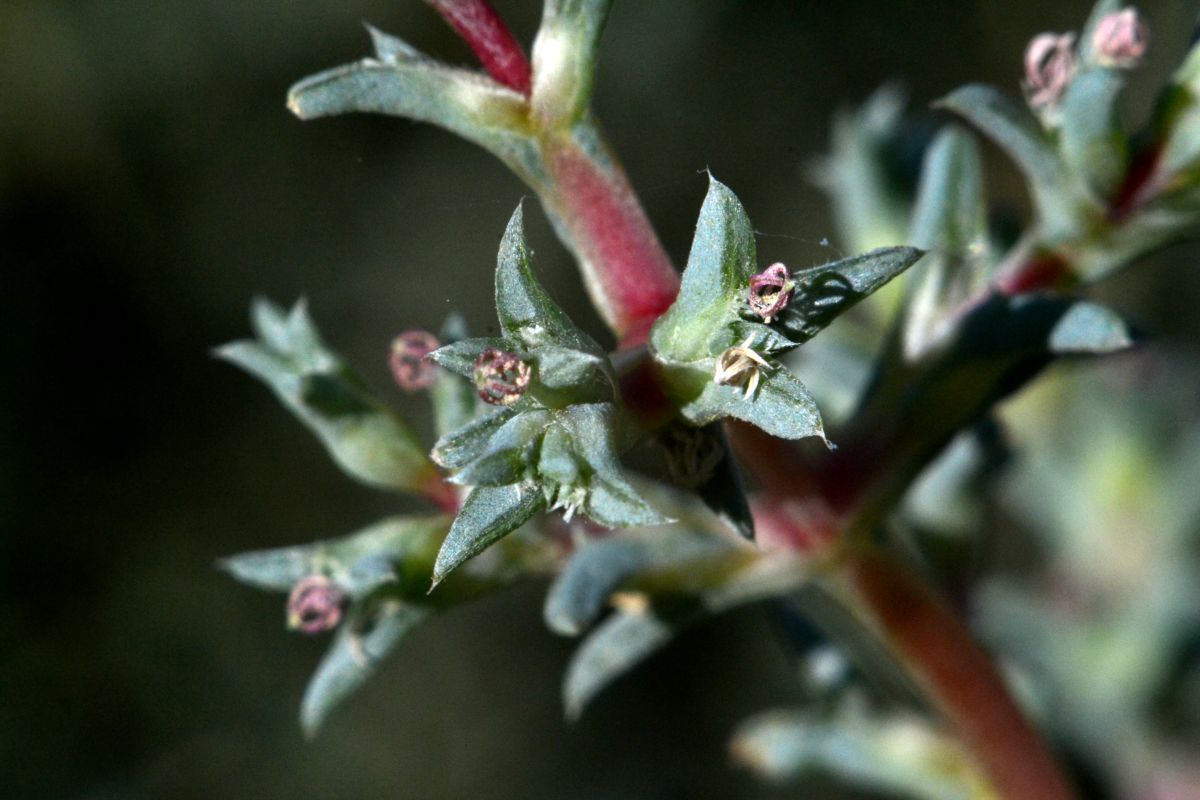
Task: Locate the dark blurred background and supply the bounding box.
[3,1,1199,798]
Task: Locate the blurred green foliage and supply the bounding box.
[4,1,1200,799]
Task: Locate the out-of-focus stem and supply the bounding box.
[845,549,1077,800]
[424,0,533,96]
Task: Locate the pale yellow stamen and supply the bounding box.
[713,335,772,399]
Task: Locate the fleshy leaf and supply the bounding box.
[531,0,614,129]
[1047,301,1134,354]
[562,551,811,717]
[220,514,450,600]
[544,528,735,635]
[652,175,757,362]
[775,247,925,344]
[496,204,604,355]
[680,366,827,443]
[449,410,552,487]
[1060,67,1128,201]
[431,408,516,470]
[287,29,543,185]
[562,607,680,720]
[731,705,994,799]
[300,600,429,737]
[937,84,1084,239]
[218,300,435,493]
[431,482,547,586]
[428,337,513,378]
[904,127,990,360]
[558,403,669,526]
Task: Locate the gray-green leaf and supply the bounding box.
[1047,301,1134,354]
[681,366,827,443]
[288,30,543,186]
[562,608,680,720]
[496,204,603,355]
[652,175,757,362]
[776,247,925,344]
[1060,67,1128,201]
[937,84,1085,239]
[219,514,450,600]
[218,300,435,493]
[300,600,429,737]
[731,706,992,799]
[544,528,733,635]
[431,483,547,587]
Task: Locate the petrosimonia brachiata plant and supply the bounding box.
[220,2,1200,797]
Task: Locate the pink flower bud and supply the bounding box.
[747,263,795,322]
[1093,8,1149,69]
[473,348,532,405]
[1023,32,1077,111]
[389,330,440,392]
[287,575,346,634]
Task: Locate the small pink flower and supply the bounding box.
[287,575,346,634]
[1023,32,1077,111]
[1093,8,1149,69]
[473,348,532,405]
[747,263,795,322]
[389,330,440,392]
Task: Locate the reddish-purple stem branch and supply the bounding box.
[548,143,680,347]
[425,0,533,96]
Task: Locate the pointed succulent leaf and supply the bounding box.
[449,409,552,486]
[776,247,925,344]
[731,706,993,799]
[563,607,682,719]
[537,422,580,486]
[544,528,734,635]
[583,476,671,528]
[905,127,990,359]
[220,515,450,599]
[533,345,613,401]
[432,482,547,586]
[428,337,513,378]
[1047,300,1134,354]
[561,548,812,718]
[531,0,614,129]
[431,407,516,470]
[652,175,757,362]
[937,84,1084,238]
[558,403,669,526]
[287,31,543,185]
[910,127,986,253]
[218,300,434,493]
[680,365,827,443]
[496,205,604,355]
[1061,67,1128,201]
[300,599,429,737]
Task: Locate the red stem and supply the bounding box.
[424,0,533,96]
[847,549,1077,800]
[546,140,680,347]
